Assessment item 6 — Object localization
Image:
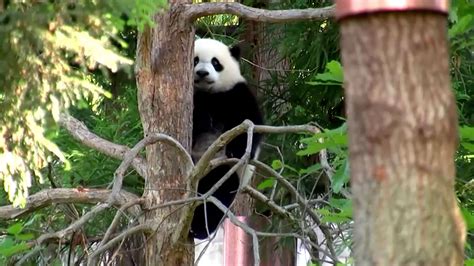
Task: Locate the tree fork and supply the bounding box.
[135,1,195,265]
[339,10,466,266]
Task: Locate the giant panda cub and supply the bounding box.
[190,38,263,239]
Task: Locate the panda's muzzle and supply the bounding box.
[194,73,215,85]
[194,78,214,84]
[196,70,209,78]
[195,71,214,84]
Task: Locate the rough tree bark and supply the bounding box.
[340,12,466,265]
[135,1,195,265]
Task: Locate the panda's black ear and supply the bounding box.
[229,46,241,60]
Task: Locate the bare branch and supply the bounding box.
[190,120,253,185]
[87,223,154,265]
[201,123,336,190]
[100,199,144,247]
[0,188,138,220]
[18,203,112,265]
[58,113,147,178]
[201,123,253,198]
[184,2,335,23]
[252,159,338,259]
[242,186,289,218]
[206,196,260,266]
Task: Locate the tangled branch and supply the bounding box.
[58,113,147,178]
[13,117,343,264]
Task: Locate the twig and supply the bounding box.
[254,124,337,195]
[242,186,289,218]
[206,196,260,266]
[185,2,335,23]
[283,199,327,210]
[110,133,193,201]
[260,142,285,200]
[251,159,338,259]
[87,223,154,265]
[18,203,110,265]
[190,120,253,185]
[241,57,313,73]
[201,123,253,198]
[99,199,144,248]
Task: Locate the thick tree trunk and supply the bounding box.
[340,12,466,265]
[135,1,195,265]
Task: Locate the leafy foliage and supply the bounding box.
[0,222,32,259]
[450,1,474,260]
[0,0,163,206]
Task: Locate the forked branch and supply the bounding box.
[58,114,147,178]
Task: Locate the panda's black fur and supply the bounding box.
[190,38,263,239]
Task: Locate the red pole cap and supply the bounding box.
[335,0,449,20]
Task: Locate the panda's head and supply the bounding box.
[194,39,245,93]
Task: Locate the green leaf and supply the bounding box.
[298,123,348,156]
[257,178,275,190]
[332,159,350,193]
[316,208,352,223]
[296,142,322,156]
[15,233,35,241]
[329,198,352,210]
[7,223,23,236]
[297,138,346,156]
[460,126,474,140]
[461,207,474,230]
[449,14,474,38]
[461,142,474,152]
[271,160,283,170]
[299,163,322,175]
[465,259,474,266]
[0,243,30,257]
[0,238,30,257]
[326,61,343,80]
[308,60,344,86]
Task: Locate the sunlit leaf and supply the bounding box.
[257,178,275,190]
[466,259,474,266]
[271,160,283,170]
[307,60,344,86]
[0,238,30,257]
[6,223,23,236]
[461,207,474,230]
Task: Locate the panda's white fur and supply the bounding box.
[194,39,245,93]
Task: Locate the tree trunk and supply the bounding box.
[340,12,466,265]
[135,1,195,265]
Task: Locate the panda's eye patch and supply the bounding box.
[194,56,199,67]
[211,57,223,72]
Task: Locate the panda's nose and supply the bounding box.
[196,70,209,78]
